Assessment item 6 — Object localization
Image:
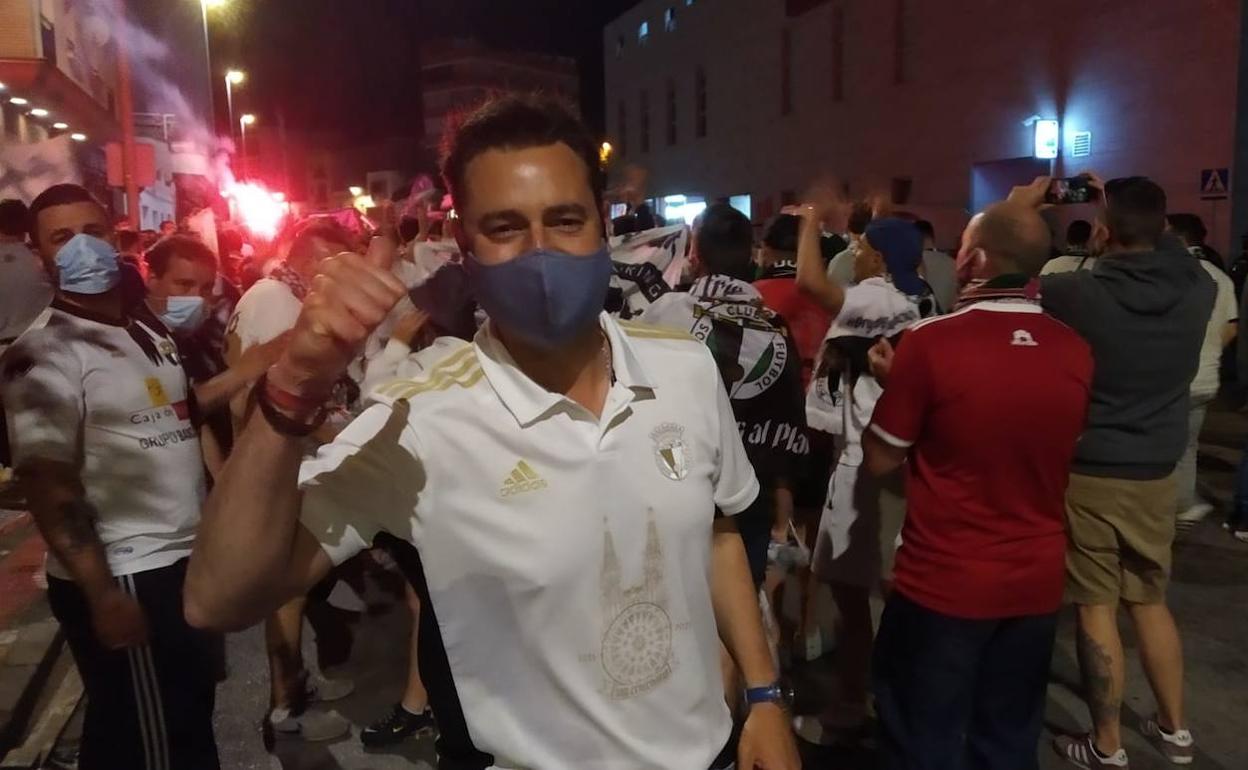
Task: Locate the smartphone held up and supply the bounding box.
[1045,175,1096,205]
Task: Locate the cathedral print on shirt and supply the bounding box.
[596,510,679,700]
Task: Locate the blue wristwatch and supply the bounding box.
[744,682,788,707]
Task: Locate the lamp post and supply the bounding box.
[225,69,245,143]
[239,113,256,179]
[200,0,227,131]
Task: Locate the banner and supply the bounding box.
[0,136,81,204]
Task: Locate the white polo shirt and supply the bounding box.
[298,313,759,770]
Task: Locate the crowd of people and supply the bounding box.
[0,91,1241,770]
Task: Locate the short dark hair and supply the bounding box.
[1104,177,1166,249]
[1066,219,1092,247]
[762,214,800,253]
[145,235,217,278]
[27,184,104,248]
[0,199,28,237]
[848,200,874,235]
[117,229,142,253]
[287,218,356,267]
[914,219,935,242]
[441,93,604,213]
[696,203,754,281]
[1166,213,1207,246]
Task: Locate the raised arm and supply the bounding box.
[184,238,407,631]
[793,204,847,317]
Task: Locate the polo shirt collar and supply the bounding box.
[475,312,657,428]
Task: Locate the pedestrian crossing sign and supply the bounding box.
[1201,168,1229,200]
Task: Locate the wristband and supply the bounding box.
[255,373,329,437]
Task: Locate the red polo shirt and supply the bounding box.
[869,300,1092,619]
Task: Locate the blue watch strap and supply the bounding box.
[744,684,785,705]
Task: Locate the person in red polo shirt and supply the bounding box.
[862,201,1093,770]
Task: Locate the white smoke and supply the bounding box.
[85,0,231,183]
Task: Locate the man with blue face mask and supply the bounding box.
[2,185,278,770]
[1,184,225,769]
[186,94,800,770]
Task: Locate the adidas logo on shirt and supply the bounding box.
[500,460,548,497]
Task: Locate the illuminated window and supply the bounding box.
[638,21,650,45]
[665,78,677,146]
[640,90,650,153]
[695,67,707,138]
[665,8,677,32]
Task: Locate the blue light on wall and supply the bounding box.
[1034,119,1060,159]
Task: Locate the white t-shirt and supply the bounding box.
[225,278,303,362]
[298,313,758,770]
[1040,253,1097,275]
[2,307,205,577]
[0,240,53,346]
[1193,260,1238,399]
[806,277,922,466]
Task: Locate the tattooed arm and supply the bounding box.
[19,460,148,649]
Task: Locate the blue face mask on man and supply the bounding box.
[55,233,121,295]
[158,296,207,333]
[465,244,613,350]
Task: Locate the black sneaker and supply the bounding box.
[360,703,435,747]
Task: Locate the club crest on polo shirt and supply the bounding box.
[650,423,691,481]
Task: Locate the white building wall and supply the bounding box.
[605,0,1241,251]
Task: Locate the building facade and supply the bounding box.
[605,0,1246,252]
[421,38,580,154]
[0,0,122,202]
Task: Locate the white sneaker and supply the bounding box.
[307,672,355,703]
[1176,503,1213,524]
[269,706,351,742]
[1140,716,1194,765]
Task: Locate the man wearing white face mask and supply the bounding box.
[0,184,228,769]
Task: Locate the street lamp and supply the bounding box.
[239,113,256,179]
[225,69,245,142]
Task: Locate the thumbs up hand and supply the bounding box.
[268,235,408,399]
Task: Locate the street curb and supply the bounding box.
[0,618,64,760]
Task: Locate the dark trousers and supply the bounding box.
[873,593,1057,770]
[47,559,222,770]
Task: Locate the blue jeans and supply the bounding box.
[1231,432,1248,530]
[873,593,1058,770]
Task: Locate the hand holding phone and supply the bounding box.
[1045,175,1095,205]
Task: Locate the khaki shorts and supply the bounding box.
[812,463,906,588]
[1065,472,1177,605]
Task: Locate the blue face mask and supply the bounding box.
[158,296,207,333]
[466,244,613,349]
[55,233,120,295]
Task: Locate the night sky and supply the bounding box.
[209,0,638,144]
